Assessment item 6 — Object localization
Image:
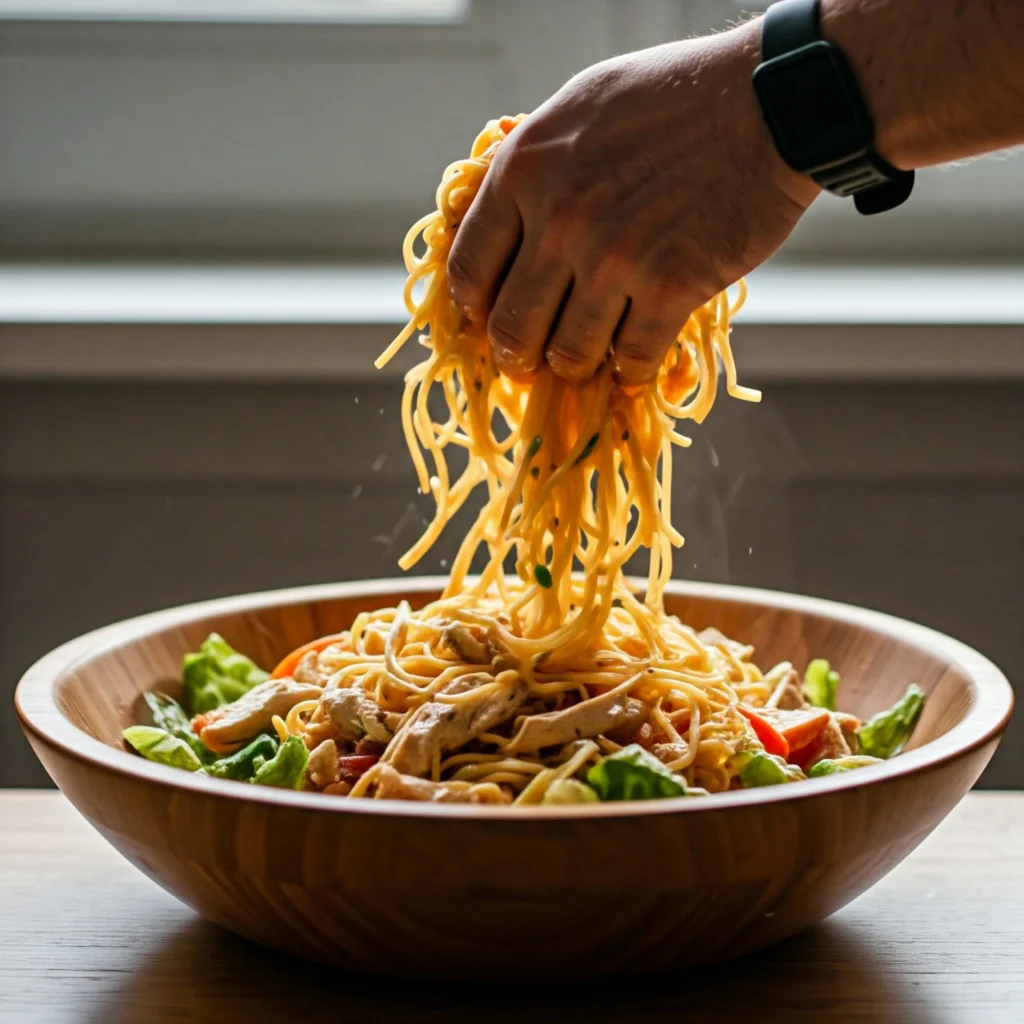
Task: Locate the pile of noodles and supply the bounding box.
[286,115,785,801]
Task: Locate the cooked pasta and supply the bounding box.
[124,116,925,802]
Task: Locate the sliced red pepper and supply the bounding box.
[337,754,379,783]
[738,706,790,760]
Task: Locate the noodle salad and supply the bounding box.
[122,118,924,803]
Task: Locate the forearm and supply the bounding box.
[821,0,1024,169]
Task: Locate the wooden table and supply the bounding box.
[2,792,1022,1024]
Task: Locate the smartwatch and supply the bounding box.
[751,0,914,215]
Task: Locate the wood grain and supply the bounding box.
[2,790,1022,1024]
[13,579,1014,980]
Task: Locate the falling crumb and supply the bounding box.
[440,559,448,568]
[748,546,753,555]
[350,484,363,499]
[354,396,360,404]
[708,443,719,468]
[371,453,387,472]
[378,408,384,415]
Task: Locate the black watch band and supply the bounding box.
[751,0,914,215]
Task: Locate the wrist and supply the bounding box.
[724,18,822,210]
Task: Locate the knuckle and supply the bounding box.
[447,247,484,300]
[487,305,530,353]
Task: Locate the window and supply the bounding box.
[1,0,1021,260]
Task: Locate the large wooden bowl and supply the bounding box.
[15,579,1013,978]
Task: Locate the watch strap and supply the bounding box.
[760,0,914,215]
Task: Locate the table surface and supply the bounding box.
[1,791,1022,1024]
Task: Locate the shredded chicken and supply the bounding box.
[197,679,323,754]
[373,763,510,803]
[319,686,393,744]
[384,672,527,777]
[504,681,640,754]
[651,741,688,765]
[766,669,805,710]
[793,714,853,768]
[307,738,340,788]
[441,624,489,664]
[602,698,650,744]
[293,649,332,686]
[442,623,517,674]
[698,627,751,660]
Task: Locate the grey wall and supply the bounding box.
[1,378,1020,787]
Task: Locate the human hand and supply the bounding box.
[447,19,819,384]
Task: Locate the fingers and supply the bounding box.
[487,239,573,374]
[447,175,521,315]
[545,283,630,382]
[612,300,693,385]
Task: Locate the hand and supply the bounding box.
[447,20,819,384]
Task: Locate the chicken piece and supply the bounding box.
[319,686,393,745]
[307,738,340,789]
[766,669,805,710]
[293,649,331,686]
[833,711,861,755]
[385,672,527,777]
[442,624,489,664]
[698,627,750,660]
[793,714,852,769]
[651,741,688,766]
[504,682,640,754]
[442,623,517,674]
[373,764,510,804]
[601,698,651,744]
[198,679,323,754]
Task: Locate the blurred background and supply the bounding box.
[0,0,1021,789]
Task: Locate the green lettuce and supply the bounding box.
[144,691,213,763]
[731,750,804,787]
[252,735,309,790]
[542,779,599,805]
[207,734,279,782]
[183,633,269,714]
[123,725,203,772]
[803,659,840,711]
[809,755,885,777]
[856,685,925,759]
[586,745,686,801]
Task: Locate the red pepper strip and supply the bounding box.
[738,706,790,760]
[337,755,379,783]
[270,633,347,680]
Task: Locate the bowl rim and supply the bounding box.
[15,577,1014,820]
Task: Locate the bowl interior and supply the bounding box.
[52,581,976,755]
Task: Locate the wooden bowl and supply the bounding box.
[15,579,1013,978]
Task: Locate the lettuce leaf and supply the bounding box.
[809,755,885,777]
[586,744,686,801]
[144,691,213,763]
[856,684,925,759]
[542,779,599,805]
[207,734,279,782]
[182,633,269,715]
[252,735,309,790]
[731,750,804,787]
[123,725,203,772]
[803,659,840,711]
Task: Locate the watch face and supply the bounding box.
[753,42,873,173]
